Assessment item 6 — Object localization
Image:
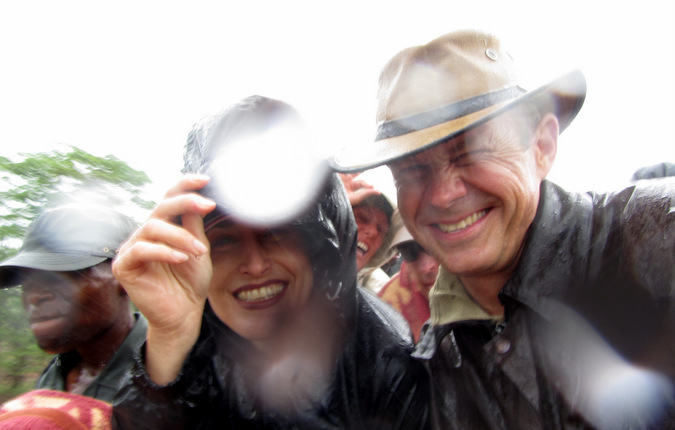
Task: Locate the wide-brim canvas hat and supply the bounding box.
[0,204,138,287]
[390,225,414,250]
[333,29,587,172]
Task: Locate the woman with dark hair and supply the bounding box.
[112,96,429,429]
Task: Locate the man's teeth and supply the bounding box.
[357,241,369,254]
[237,284,284,302]
[438,210,487,233]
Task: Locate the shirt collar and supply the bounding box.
[430,267,503,326]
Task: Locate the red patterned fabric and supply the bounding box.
[378,262,431,342]
[0,389,111,430]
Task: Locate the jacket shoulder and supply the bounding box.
[358,286,414,345]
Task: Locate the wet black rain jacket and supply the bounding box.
[415,179,675,430]
[113,174,430,430]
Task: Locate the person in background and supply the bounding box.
[631,161,675,181]
[334,29,675,429]
[0,204,144,403]
[112,95,429,429]
[339,173,400,293]
[379,226,439,342]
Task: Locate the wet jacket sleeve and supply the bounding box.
[343,289,431,430]
[112,344,190,430]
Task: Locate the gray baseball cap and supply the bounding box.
[0,204,138,287]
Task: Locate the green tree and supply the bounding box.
[0,145,155,260]
[0,288,48,399]
[0,145,155,400]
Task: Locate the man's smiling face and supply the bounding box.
[389,113,549,281]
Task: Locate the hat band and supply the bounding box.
[376,86,526,140]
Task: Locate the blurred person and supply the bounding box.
[334,29,675,429]
[339,173,399,293]
[0,204,144,403]
[378,226,439,342]
[112,96,429,429]
[631,161,675,181]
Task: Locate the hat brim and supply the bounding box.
[0,253,108,287]
[333,70,586,172]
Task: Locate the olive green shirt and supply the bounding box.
[35,313,147,403]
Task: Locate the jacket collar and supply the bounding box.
[499,180,593,321]
[427,180,594,328]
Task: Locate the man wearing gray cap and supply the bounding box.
[0,204,146,403]
[334,29,675,429]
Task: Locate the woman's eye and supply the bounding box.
[261,229,291,245]
[209,235,238,249]
[355,213,368,223]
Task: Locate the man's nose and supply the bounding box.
[360,221,378,238]
[426,167,468,208]
[418,253,440,274]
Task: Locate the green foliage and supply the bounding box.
[0,288,50,400]
[0,146,155,248]
[0,145,155,397]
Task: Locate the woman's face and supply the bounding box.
[353,205,389,270]
[206,219,314,348]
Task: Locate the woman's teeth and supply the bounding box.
[236,284,284,302]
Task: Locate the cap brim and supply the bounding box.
[0,253,108,287]
[333,70,586,173]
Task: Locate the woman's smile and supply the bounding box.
[234,281,287,309]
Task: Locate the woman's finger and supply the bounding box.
[130,218,208,257]
[113,240,189,279]
[148,192,216,225]
[162,174,211,199]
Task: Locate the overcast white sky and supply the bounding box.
[1,1,673,210]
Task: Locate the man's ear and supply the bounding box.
[532,113,559,179]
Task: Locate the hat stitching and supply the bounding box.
[376,86,525,140]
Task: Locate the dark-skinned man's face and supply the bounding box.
[18,263,124,353]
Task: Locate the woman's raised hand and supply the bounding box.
[338,173,381,206]
[112,175,216,384]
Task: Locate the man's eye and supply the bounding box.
[451,150,484,166]
[394,165,428,184]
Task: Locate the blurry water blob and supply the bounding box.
[586,363,673,429]
[542,304,675,429]
[207,122,329,226]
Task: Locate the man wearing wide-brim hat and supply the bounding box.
[334,29,675,429]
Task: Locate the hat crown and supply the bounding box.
[377,30,519,124]
[331,29,585,173]
[22,204,135,258]
[0,204,137,286]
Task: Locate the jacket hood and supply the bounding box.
[289,173,359,316]
[182,95,359,322]
[183,95,328,227]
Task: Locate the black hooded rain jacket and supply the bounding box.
[113,173,430,429]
